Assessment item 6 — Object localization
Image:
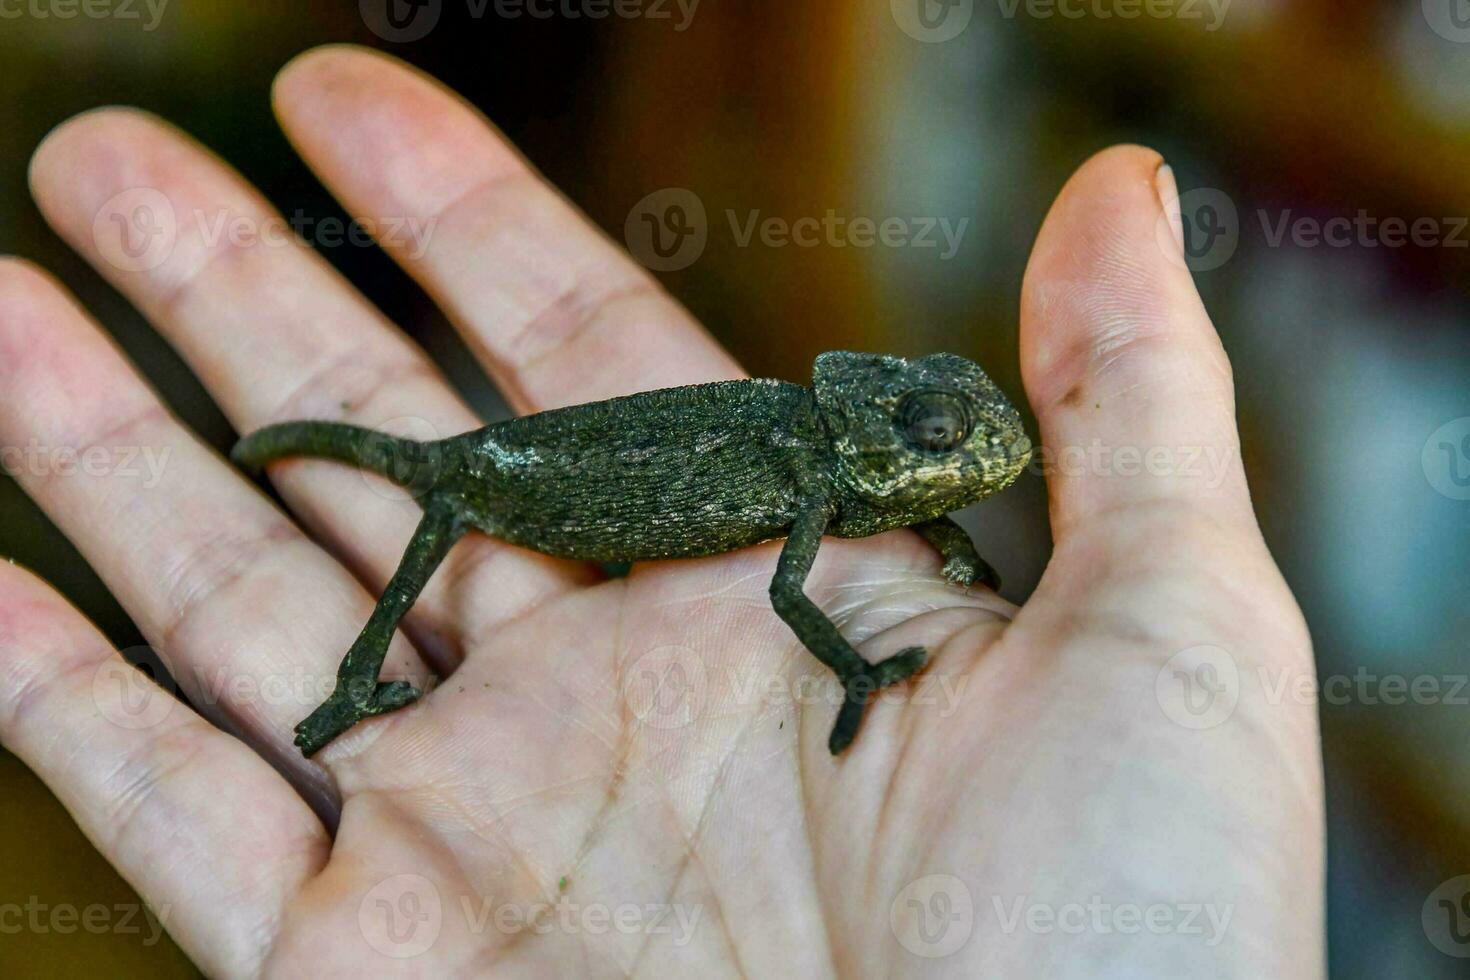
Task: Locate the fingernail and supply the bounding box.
[1155,162,1185,258]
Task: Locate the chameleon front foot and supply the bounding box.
[941,553,1001,592]
[294,681,423,757]
[828,645,929,755]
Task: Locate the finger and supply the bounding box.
[27,110,586,665]
[0,560,326,977]
[272,44,743,413]
[1019,145,1257,542]
[0,258,429,784]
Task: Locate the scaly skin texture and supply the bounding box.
[232,352,1032,757]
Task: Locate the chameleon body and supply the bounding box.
[231,351,1031,757]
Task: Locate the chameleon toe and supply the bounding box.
[871,646,928,687]
[827,695,867,755]
[365,680,422,716]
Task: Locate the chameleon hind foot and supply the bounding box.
[827,645,929,755]
[364,680,422,716]
[293,681,423,756]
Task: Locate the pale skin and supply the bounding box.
[0,46,1323,979]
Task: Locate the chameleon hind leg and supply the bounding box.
[770,501,929,755]
[294,500,467,756]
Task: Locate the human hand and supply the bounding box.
[0,46,1321,977]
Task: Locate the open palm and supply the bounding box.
[0,47,1323,978]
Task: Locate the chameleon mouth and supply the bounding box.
[999,435,1033,484]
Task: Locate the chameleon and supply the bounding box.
[231,351,1032,758]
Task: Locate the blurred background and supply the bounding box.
[1,0,1468,975]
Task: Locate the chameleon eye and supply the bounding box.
[897,390,971,453]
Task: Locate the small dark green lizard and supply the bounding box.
[231,351,1031,758]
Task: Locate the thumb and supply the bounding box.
[1019,145,1255,544]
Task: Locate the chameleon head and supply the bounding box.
[812,351,1032,522]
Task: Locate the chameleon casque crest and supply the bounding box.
[231,351,1032,757]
